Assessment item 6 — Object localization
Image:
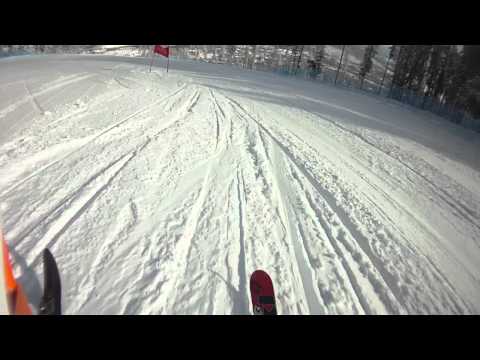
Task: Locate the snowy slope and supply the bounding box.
[1,54,479,314]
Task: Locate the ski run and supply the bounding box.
[1,54,480,314]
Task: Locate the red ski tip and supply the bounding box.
[250,270,277,315]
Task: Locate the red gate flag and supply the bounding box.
[154,45,169,58]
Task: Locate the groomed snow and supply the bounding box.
[1,54,479,314]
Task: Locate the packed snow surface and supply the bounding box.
[1,55,480,314]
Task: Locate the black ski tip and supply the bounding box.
[42,248,56,269]
[39,248,62,315]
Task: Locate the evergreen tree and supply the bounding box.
[228,45,237,64]
[421,45,448,106]
[251,45,257,70]
[359,45,378,89]
[391,45,415,89]
[243,45,249,68]
[431,45,452,99]
[443,48,467,107]
[314,45,326,74]
[462,45,480,116]
[390,45,432,97]
[307,45,326,79]
[335,45,346,85]
[269,45,280,70]
[402,45,432,91]
[464,45,480,77]
[289,45,300,74]
[342,45,350,73]
[295,45,305,74]
[379,45,396,93]
[464,76,480,117]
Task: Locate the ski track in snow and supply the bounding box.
[1,55,479,314]
[0,73,95,120]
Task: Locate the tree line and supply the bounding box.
[388,45,480,117]
[2,45,479,119]
[183,45,480,119]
